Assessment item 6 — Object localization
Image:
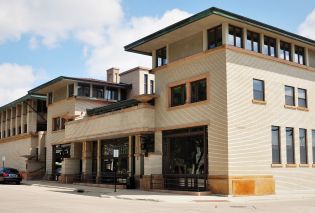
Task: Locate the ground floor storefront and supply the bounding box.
[44,122,283,195]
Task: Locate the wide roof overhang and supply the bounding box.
[125,7,315,56]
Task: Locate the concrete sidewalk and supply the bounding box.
[23,180,315,204]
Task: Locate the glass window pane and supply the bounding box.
[171,84,186,107]
[286,127,295,164]
[299,128,308,164]
[272,126,281,164]
[253,79,264,101]
[191,79,207,103]
[312,130,315,164]
[285,86,295,106]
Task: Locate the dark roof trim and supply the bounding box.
[0,94,46,111]
[124,7,315,54]
[87,99,140,116]
[28,76,130,94]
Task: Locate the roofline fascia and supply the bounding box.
[124,7,315,55]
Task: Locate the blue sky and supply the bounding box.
[0,0,314,105]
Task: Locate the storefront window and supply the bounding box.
[101,138,129,174]
[163,126,208,175]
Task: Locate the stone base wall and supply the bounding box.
[208,175,275,196]
[139,175,164,190]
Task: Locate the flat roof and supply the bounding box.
[28,76,131,94]
[0,94,46,111]
[119,66,151,76]
[125,7,315,55]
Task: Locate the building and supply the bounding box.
[28,67,155,182]
[2,7,315,196]
[0,94,47,179]
[124,7,315,195]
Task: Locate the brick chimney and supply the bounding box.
[106,68,120,83]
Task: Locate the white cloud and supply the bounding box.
[0,63,40,105]
[298,9,315,39]
[86,9,192,77]
[0,0,123,47]
[0,1,191,78]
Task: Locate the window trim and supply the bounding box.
[246,30,260,53]
[271,126,281,165]
[168,74,209,109]
[207,24,222,49]
[228,25,243,48]
[286,127,295,165]
[299,128,308,165]
[253,79,265,102]
[294,45,305,65]
[297,88,307,108]
[263,35,277,57]
[285,85,295,107]
[280,41,292,61]
[156,47,167,67]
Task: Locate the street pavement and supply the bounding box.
[0,180,315,213]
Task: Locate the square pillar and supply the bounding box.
[96,139,102,183]
[305,47,309,66]
[276,38,281,58]
[260,33,264,54]
[242,28,247,49]
[82,141,92,180]
[222,22,229,45]
[202,29,208,51]
[291,44,295,62]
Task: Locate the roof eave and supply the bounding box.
[124,7,315,55]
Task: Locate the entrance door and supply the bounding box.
[162,126,208,191]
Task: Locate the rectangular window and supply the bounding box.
[150,80,154,94]
[207,25,222,49]
[253,79,265,101]
[171,84,186,107]
[52,117,60,131]
[294,46,305,65]
[228,25,243,48]
[286,127,295,164]
[106,87,118,100]
[52,117,66,131]
[144,74,148,94]
[246,31,260,52]
[299,128,308,164]
[68,84,74,97]
[48,92,53,105]
[280,41,291,61]
[285,86,295,106]
[263,36,277,57]
[272,126,281,164]
[312,130,315,164]
[77,83,90,97]
[298,88,307,108]
[156,47,167,67]
[191,79,207,103]
[92,85,104,99]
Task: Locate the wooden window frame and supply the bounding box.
[297,88,307,108]
[280,41,292,61]
[168,74,209,109]
[294,46,305,65]
[207,25,222,49]
[246,30,260,53]
[253,79,265,102]
[285,86,295,107]
[271,126,281,164]
[228,25,243,48]
[263,36,277,57]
